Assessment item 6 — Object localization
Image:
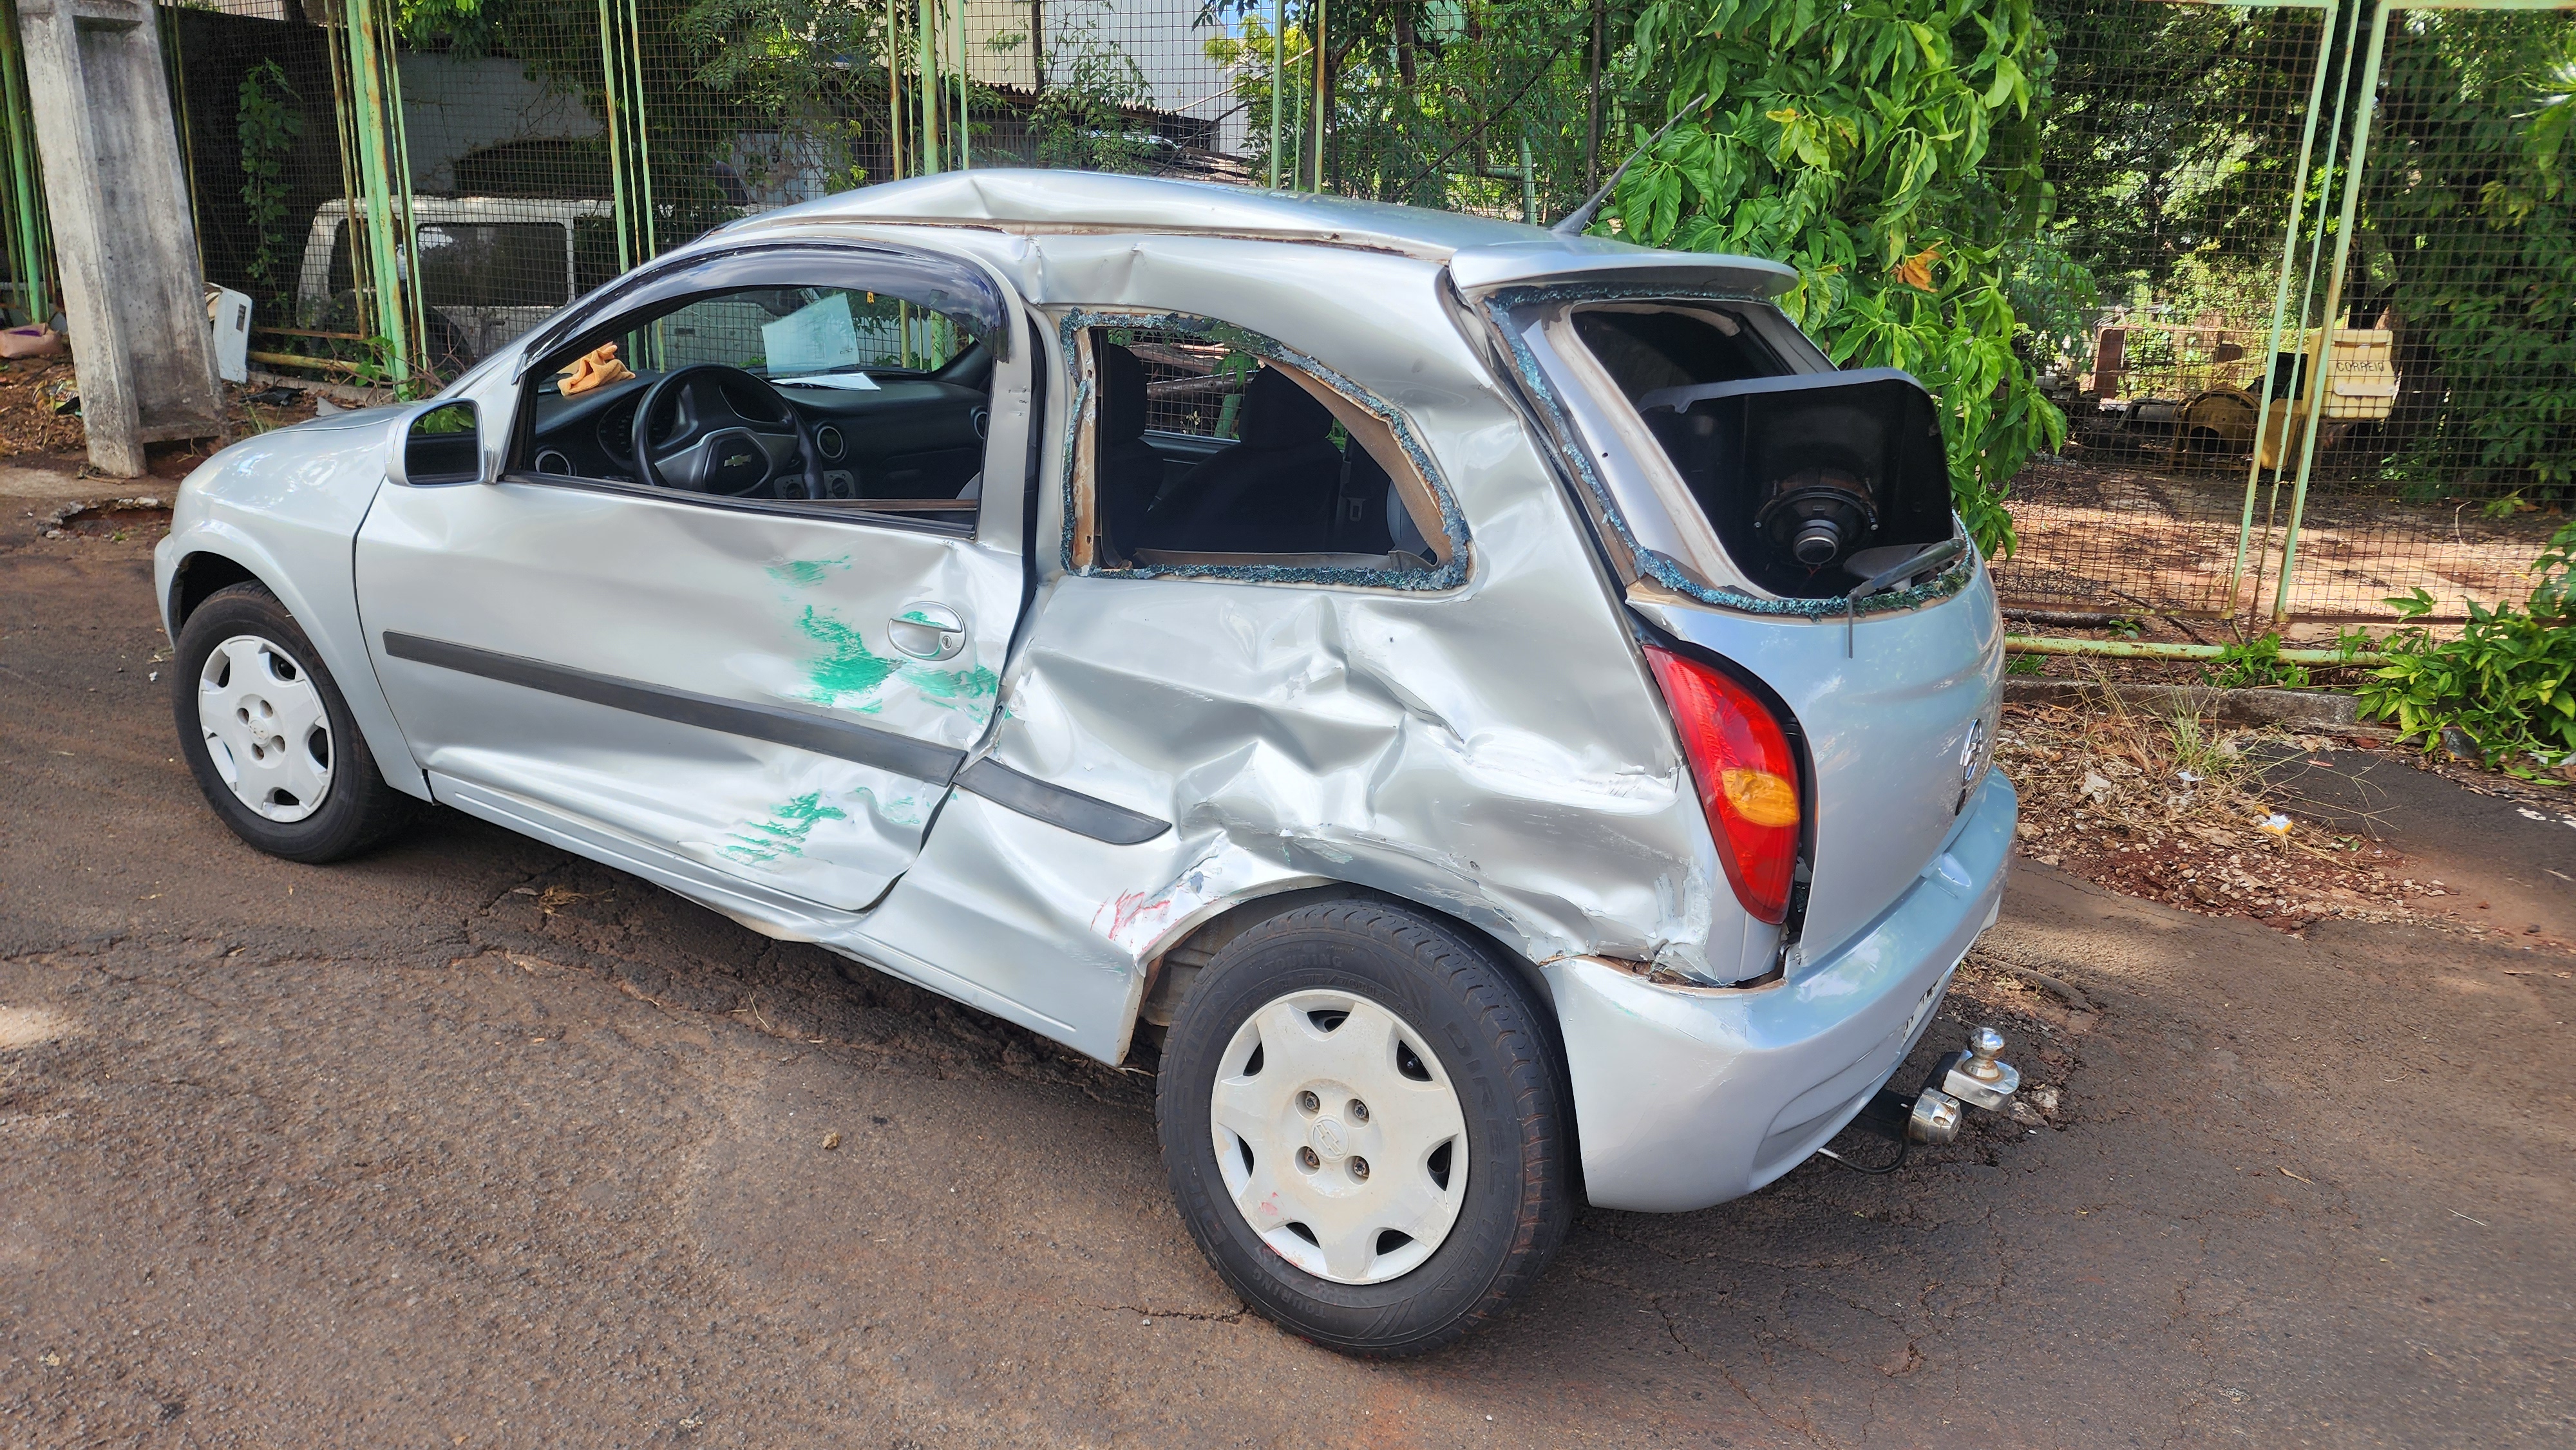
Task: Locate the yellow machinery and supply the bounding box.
[2152,326,2398,467]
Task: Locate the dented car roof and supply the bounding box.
[723,169,1799,298]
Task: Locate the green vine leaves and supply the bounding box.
[1611,0,2063,559]
[236,59,307,301]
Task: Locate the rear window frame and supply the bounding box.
[1482,285,1975,620]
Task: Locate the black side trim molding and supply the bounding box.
[954,758,1171,845]
[381,631,967,784]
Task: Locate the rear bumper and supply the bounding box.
[1543,771,2016,1213]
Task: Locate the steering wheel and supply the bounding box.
[630,363,825,500]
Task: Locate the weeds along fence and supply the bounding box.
[30,0,2576,632]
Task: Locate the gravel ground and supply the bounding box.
[5,520,2571,1447]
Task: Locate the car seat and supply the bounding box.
[1136,366,1342,554]
[1094,343,1167,558]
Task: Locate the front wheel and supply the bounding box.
[1155,899,1572,1357]
[172,581,417,862]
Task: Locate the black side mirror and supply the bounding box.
[394,401,484,486]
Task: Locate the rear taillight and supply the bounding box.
[1644,645,1803,925]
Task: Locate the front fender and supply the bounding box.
[154,419,428,800]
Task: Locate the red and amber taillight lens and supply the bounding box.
[1644,645,1803,925]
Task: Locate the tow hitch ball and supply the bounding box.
[1859,1026,2022,1147]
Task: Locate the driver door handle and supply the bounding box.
[887,603,966,661]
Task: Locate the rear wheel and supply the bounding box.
[1155,898,1571,1356]
[173,581,416,862]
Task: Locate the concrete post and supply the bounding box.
[12,0,223,476]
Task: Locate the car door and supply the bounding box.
[355,240,1028,911]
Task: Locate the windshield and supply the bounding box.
[652,287,984,382]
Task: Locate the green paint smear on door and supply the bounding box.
[899,660,998,711]
[793,607,900,704]
[721,791,849,865]
[790,607,995,722]
[766,556,852,588]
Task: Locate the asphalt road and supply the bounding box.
[5,525,2571,1447]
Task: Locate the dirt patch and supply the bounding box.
[0,357,87,459]
[2000,699,2437,931]
[41,501,172,543]
[1994,451,2565,626]
[0,362,327,475]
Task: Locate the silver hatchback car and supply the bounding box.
[156,171,2018,1355]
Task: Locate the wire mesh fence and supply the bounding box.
[2262,0,2576,622]
[53,0,2576,630]
[1995,0,2345,625]
[1997,0,2575,628]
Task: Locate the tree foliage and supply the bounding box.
[2030,1,2576,498]
[1206,1,1645,216]
[1608,0,2065,558]
[2357,14,2576,494]
[236,58,307,299]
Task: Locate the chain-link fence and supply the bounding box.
[2264,0,2576,622]
[111,0,2576,629]
[1996,0,2342,625]
[1996,0,2575,628]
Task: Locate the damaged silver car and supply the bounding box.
[155,171,2020,1355]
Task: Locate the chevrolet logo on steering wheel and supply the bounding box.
[723,453,754,470]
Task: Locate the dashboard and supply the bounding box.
[520,368,990,503]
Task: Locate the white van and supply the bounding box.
[294,196,614,365]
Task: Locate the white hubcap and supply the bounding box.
[197,635,332,823]
[1209,989,1470,1285]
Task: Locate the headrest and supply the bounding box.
[1237,365,1333,449]
[1099,343,1147,442]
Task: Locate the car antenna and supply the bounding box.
[1549,94,1710,239]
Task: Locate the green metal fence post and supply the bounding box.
[2271,0,2394,621]
[2269,0,2576,621]
[2222,0,2344,616]
[1290,8,1305,190]
[950,0,969,170]
[596,0,656,283]
[1269,0,1283,189]
[916,0,940,174]
[379,10,428,374]
[624,0,655,260]
[1310,0,1326,192]
[2251,0,2369,619]
[598,0,634,274]
[341,0,412,386]
[0,0,56,326]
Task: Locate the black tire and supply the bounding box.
[1155,898,1572,1357]
[171,581,417,863]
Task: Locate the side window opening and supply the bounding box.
[1546,301,1954,601]
[1080,319,1450,575]
[511,282,994,527]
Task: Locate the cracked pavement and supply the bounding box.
[3,527,2571,1447]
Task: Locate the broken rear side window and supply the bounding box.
[1539,301,1957,601]
[1077,318,1450,577]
